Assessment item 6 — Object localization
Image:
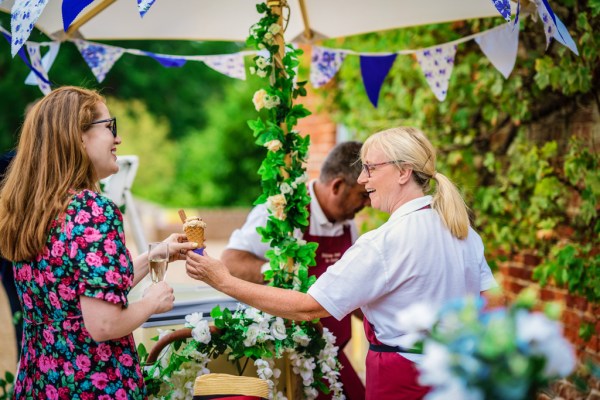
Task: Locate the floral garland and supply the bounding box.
[140,3,344,399]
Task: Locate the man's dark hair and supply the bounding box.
[320,141,362,185]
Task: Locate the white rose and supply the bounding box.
[267,194,287,221]
[256,57,268,69]
[268,23,281,34]
[252,89,268,111]
[264,95,281,109]
[244,324,261,347]
[249,66,256,75]
[292,326,311,347]
[184,312,203,328]
[280,182,293,195]
[257,69,267,78]
[264,139,283,152]
[191,320,211,344]
[271,317,288,340]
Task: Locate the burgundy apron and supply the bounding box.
[363,318,430,399]
[303,204,366,400]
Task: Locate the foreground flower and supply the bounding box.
[267,194,287,220]
[264,139,282,152]
[253,89,268,111]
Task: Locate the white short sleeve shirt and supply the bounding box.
[308,196,497,351]
[226,180,359,259]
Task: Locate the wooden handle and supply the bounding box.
[178,209,187,223]
[145,326,222,365]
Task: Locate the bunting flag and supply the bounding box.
[137,0,157,18]
[25,41,59,85]
[26,43,51,94]
[10,0,50,57]
[535,0,578,55]
[62,0,94,33]
[144,51,187,67]
[202,53,246,80]
[360,54,397,108]
[310,46,346,88]
[416,44,457,101]
[2,32,51,92]
[476,23,519,79]
[492,0,512,22]
[74,40,124,83]
[513,0,520,29]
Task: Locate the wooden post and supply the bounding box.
[266,0,286,75]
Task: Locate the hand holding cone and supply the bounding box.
[179,209,206,255]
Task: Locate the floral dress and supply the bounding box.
[12,190,146,399]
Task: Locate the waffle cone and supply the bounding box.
[184,225,205,247]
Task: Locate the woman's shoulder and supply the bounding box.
[66,189,121,220]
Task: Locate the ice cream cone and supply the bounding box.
[183,216,206,255]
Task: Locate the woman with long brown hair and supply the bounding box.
[0,86,197,398]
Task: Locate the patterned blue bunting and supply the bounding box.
[416,44,457,102]
[138,0,157,18]
[310,46,346,88]
[74,40,124,83]
[535,0,578,55]
[492,0,512,22]
[10,0,50,57]
[26,43,51,94]
[62,0,94,32]
[2,31,51,94]
[203,53,246,80]
[359,54,397,108]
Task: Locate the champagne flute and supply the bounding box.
[148,242,169,283]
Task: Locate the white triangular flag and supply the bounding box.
[475,23,519,79]
[415,43,457,102]
[75,40,124,83]
[203,53,246,80]
[535,0,578,55]
[25,42,60,85]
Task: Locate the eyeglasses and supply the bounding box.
[362,160,404,178]
[89,117,117,138]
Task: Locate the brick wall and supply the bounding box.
[295,44,338,181]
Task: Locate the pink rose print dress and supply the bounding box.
[12,190,145,399]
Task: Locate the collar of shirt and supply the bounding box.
[388,195,433,223]
[308,180,349,234]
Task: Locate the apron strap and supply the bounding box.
[369,343,422,354]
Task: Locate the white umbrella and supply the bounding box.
[1,0,509,43]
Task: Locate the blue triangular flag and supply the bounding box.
[143,51,187,68]
[62,0,94,32]
[536,0,578,55]
[360,54,397,108]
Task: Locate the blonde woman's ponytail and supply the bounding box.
[431,172,469,240]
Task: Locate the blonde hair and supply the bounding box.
[0,86,104,261]
[361,127,470,239]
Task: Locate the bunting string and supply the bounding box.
[0,0,579,106]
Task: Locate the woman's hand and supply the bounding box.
[143,281,175,314]
[185,250,230,290]
[162,233,198,263]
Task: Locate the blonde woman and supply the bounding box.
[186,127,497,399]
[0,86,197,399]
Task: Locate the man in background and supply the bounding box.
[222,141,369,399]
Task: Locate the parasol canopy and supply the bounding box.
[0,0,510,43]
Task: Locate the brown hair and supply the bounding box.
[0,86,104,261]
[361,127,470,240]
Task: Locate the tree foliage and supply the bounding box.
[322,0,599,306]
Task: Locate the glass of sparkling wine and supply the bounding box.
[148,242,169,283]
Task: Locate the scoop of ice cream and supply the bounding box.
[183,216,207,230]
